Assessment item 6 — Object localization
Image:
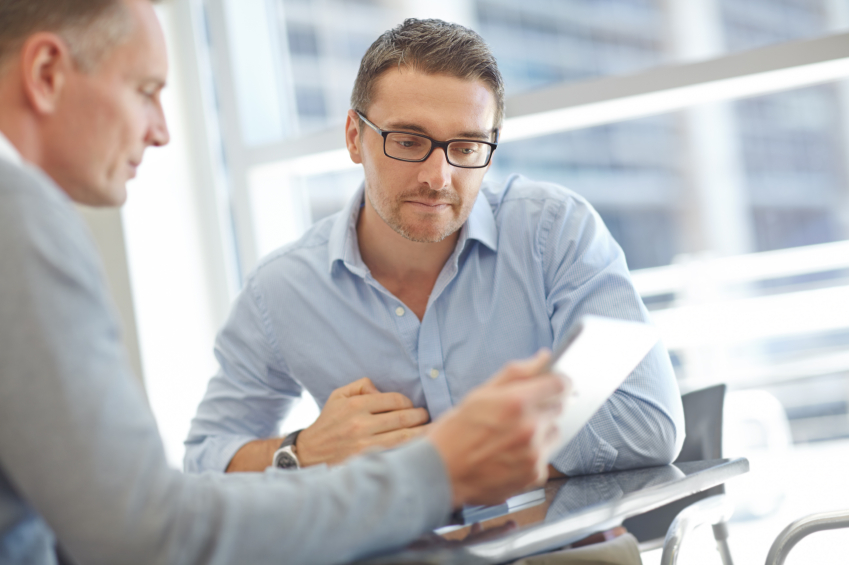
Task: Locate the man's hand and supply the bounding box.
[296,377,430,467]
[427,350,567,508]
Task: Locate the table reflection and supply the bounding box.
[546,464,686,523]
[355,458,748,565]
[439,463,688,545]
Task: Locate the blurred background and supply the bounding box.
[90,0,849,562]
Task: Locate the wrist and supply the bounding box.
[293,425,330,468]
[293,425,316,467]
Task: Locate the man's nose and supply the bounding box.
[417,146,452,190]
[147,103,171,147]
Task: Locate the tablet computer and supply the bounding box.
[549,315,659,450]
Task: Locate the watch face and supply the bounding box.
[275,450,298,469]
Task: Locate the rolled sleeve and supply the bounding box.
[184,275,303,473]
[184,432,257,474]
[541,194,685,475]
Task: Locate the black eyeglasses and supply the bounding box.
[356,111,498,169]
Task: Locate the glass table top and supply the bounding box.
[356,457,749,564]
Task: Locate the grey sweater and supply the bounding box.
[0,157,451,565]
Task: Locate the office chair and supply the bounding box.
[623,384,734,564]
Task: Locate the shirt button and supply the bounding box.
[430,369,439,379]
[395,307,405,317]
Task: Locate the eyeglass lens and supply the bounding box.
[385,133,492,167]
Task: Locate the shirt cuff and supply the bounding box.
[184,434,258,474]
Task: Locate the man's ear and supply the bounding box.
[20,32,72,115]
[345,109,363,165]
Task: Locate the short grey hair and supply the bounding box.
[0,0,141,72]
[351,18,505,132]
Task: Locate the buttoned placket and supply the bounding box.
[412,244,468,420]
[356,271,453,419]
[354,235,471,421]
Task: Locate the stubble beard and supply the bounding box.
[367,185,468,244]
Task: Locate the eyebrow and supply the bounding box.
[383,121,493,141]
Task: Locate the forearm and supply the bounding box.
[183,368,298,473]
[52,440,450,565]
[551,388,681,476]
[175,440,453,565]
[226,437,281,472]
[602,389,681,470]
[185,275,304,473]
[5,380,451,565]
[201,390,432,474]
[591,344,684,471]
[4,364,451,564]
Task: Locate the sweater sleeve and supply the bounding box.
[0,163,451,565]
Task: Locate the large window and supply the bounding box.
[199,0,849,437]
[211,0,849,270]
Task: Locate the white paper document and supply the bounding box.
[550,315,659,450]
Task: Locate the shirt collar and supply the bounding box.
[0,130,22,166]
[328,184,369,275]
[327,183,499,275]
[465,188,498,252]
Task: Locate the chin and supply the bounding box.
[86,183,129,208]
[105,187,129,207]
[49,168,129,207]
[108,191,129,207]
[400,224,455,244]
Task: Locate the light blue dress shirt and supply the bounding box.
[185,175,685,476]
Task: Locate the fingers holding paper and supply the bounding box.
[427,350,569,508]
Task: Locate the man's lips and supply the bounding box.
[405,200,452,210]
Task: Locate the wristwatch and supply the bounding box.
[272,429,304,469]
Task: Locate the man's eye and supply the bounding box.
[140,86,160,100]
[452,143,479,155]
[395,138,422,149]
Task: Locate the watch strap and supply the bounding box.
[279,429,303,450]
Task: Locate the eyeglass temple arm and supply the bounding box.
[355,111,380,134]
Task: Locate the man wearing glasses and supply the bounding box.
[185,19,684,478]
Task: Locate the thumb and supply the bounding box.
[331,377,381,399]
